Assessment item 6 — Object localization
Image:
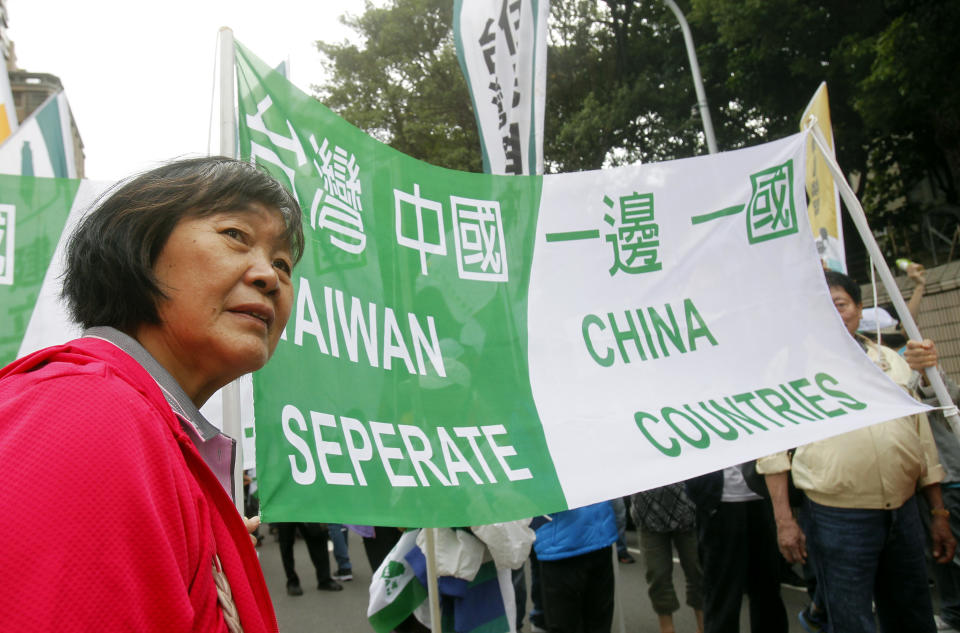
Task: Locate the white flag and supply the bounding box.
[454,0,549,175]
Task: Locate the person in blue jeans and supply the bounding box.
[914,358,960,630]
[328,523,353,581]
[758,271,956,633]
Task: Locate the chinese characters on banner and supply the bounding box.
[234,41,926,527]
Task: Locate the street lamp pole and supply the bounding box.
[663,0,718,154]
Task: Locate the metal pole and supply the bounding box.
[663,0,718,154]
[218,26,244,511]
[808,123,960,437]
[219,27,237,160]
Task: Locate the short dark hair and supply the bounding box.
[825,270,862,305]
[63,156,304,332]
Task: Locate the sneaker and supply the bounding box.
[797,605,823,633]
[618,552,636,564]
[318,579,344,592]
[332,568,353,581]
[286,581,303,596]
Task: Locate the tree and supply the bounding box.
[314,0,960,264]
[314,0,482,172]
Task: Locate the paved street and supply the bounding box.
[257,525,818,633]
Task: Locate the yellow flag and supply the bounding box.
[0,68,17,145]
[800,82,845,272]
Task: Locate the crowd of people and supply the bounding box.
[1,158,958,633]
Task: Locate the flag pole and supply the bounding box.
[807,122,960,436]
[423,528,442,633]
[217,26,244,512]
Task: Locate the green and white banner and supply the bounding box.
[0,175,95,365]
[236,42,927,527]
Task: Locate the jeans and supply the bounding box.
[804,496,936,633]
[612,497,628,556]
[328,523,351,571]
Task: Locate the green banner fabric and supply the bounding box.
[237,42,562,526]
[236,42,927,527]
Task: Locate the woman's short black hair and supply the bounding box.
[63,156,304,333]
[824,270,862,305]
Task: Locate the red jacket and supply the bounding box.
[0,337,277,632]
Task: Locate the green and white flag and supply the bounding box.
[0,175,106,366]
[0,91,80,179]
[367,530,428,633]
[236,42,927,527]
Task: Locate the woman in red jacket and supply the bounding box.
[0,157,303,632]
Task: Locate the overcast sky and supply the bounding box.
[10,0,375,181]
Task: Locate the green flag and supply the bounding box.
[237,41,562,526]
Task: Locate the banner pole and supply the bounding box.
[807,124,960,437]
[424,528,442,633]
[217,26,244,511]
[219,27,237,160]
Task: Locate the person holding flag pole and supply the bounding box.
[755,121,960,633]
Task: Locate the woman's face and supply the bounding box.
[135,203,294,405]
[829,285,862,338]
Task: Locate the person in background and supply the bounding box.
[611,497,636,564]
[0,157,303,632]
[758,270,955,633]
[329,523,354,581]
[610,497,637,565]
[857,261,927,355]
[904,338,960,632]
[276,522,343,595]
[533,501,618,633]
[630,483,704,633]
[685,466,787,633]
[904,261,927,324]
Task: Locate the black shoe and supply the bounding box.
[318,579,344,591]
[618,552,636,564]
[286,582,303,596]
[332,568,353,581]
